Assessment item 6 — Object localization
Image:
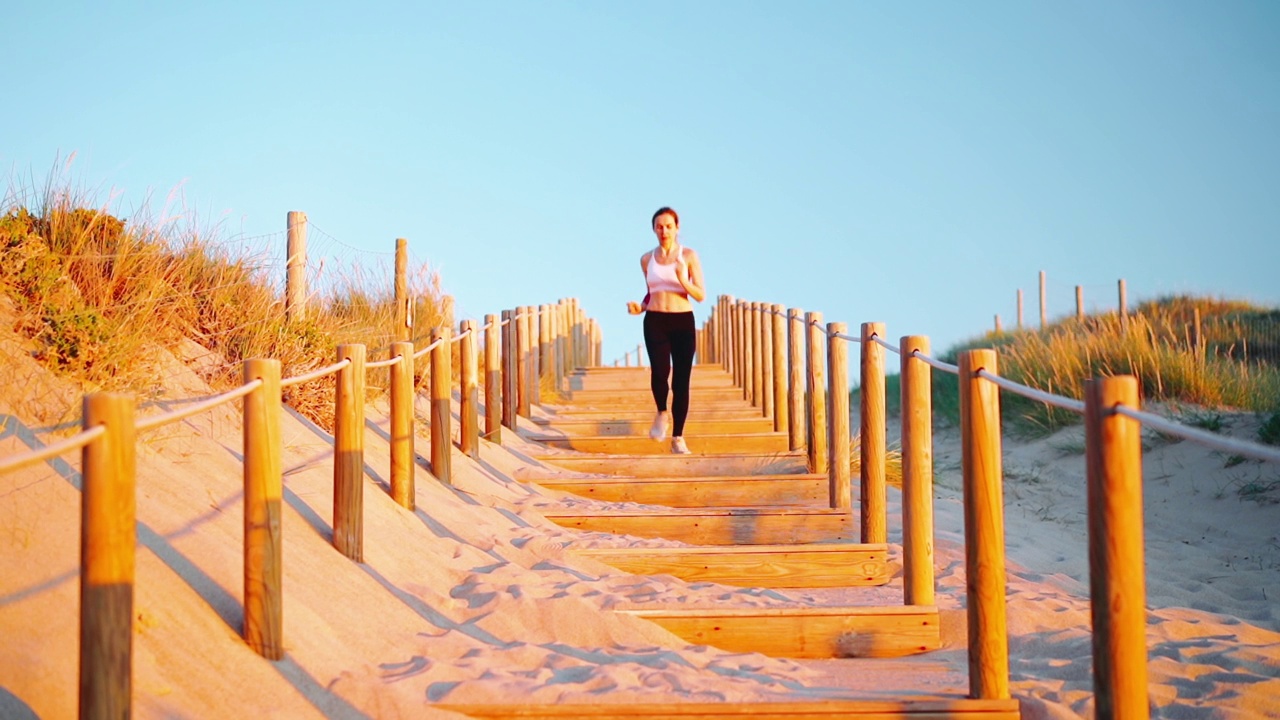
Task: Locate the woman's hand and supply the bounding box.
[626,300,644,315]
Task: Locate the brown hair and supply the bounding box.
[651,206,679,228]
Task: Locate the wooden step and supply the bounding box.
[533,474,827,507]
[541,507,851,545]
[439,698,1021,719]
[567,387,747,403]
[574,543,891,588]
[534,407,768,422]
[523,432,791,455]
[529,451,808,478]
[526,417,777,437]
[623,604,941,659]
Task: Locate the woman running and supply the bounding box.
[626,206,706,454]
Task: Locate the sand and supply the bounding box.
[2,334,1278,718]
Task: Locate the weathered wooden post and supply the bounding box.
[1118,278,1128,329]
[751,302,764,410]
[1076,285,1085,322]
[861,321,887,545]
[760,305,773,418]
[460,319,480,459]
[501,310,515,429]
[787,308,805,451]
[243,358,283,659]
[285,211,307,322]
[430,326,453,484]
[1017,289,1024,330]
[389,342,415,509]
[994,315,1003,334]
[1039,270,1048,329]
[539,304,552,394]
[958,349,1010,700]
[484,314,502,443]
[80,392,136,720]
[394,238,410,342]
[334,344,366,561]
[806,311,828,475]
[827,322,851,509]
[736,300,747,395]
[1084,375,1150,720]
[517,307,531,417]
[771,303,787,433]
[901,336,935,606]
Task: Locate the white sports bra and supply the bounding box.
[646,245,685,295]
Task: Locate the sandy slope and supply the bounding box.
[2,336,1278,718]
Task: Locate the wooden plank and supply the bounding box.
[623,605,941,659]
[439,698,1022,719]
[541,508,851,545]
[524,432,791,455]
[526,417,776,437]
[530,452,808,477]
[533,407,768,422]
[574,543,891,587]
[534,474,827,507]
[567,387,747,403]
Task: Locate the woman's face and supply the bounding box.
[652,213,679,245]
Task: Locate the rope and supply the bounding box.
[413,337,446,360]
[365,356,403,370]
[136,380,264,433]
[871,334,901,355]
[0,425,106,474]
[832,332,862,344]
[281,358,351,388]
[975,370,1087,414]
[452,328,471,344]
[1114,406,1280,464]
[912,350,959,375]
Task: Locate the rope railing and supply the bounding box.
[701,291,1277,715]
[1,213,600,720]
[1114,405,1280,464]
[135,380,264,433]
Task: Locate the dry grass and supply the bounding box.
[1,182,450,430]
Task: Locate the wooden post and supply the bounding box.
[994,315,1002,334]
[334,343,365,562]
[539,304,552,393]
[1039,270,1047,329]
[743,302,755,404]
[861,322,887,544]
[759,304,772,417]
[1193,307,1204,363]
[501,310,515,429]
[528,308,541,406]
[389,342,415,509]
[1076,285,1085,322]
[958,349,1010,700]
[787,308,805,451]
[1016,289,1024,330]
[285,211,307,322]
[516,307,530,417]
[827,322,851,509]
[901,336,935,607]
[484,314,501,443]
[80,392,136,720]
[460,320,480,459]
[747,299,757,407]
[735,301,746,395]
[394,238,410,342]
[1118,278,1128,329]
[806,311,828,475]
[243,358,283,659]
[771,304,787,434]
[1085,376,1150,720]
[430,326,453,484]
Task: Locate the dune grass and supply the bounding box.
[885,297,1280,437]
[1,184,450,429]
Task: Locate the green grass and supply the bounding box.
[918,297,1280,435]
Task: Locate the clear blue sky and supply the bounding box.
[6,1,1279,363]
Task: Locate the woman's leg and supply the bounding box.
[643,312,672,412]
[669,315,697,437]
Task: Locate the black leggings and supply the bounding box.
[643,311,697,436]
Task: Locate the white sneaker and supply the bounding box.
[671,437,690,454]
[649,411,669,441]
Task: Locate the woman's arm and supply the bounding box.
[626,252,652,315]
[677,248,706,303]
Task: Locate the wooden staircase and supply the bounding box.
[446,364,1021,719]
